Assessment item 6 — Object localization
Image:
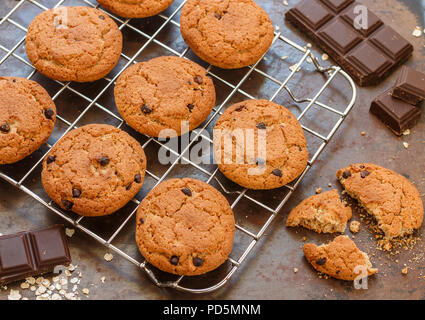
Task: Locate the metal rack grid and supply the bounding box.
[0,0,356,294]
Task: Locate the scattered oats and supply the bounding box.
[42,279,50,287]
[22,297,28,300]
[30,286,36,292]
[82,288,90,295]
[49,285,55,291]
[263,57,268,61]
[52,276,60,283]
[78,272,83,278]
[59,289,66,295]
[403,142,409,149]
[55,283,62,291]
[281,55,288,60]
[67,264,76,272]
[282,0,288,6]
[321,53,329,61]
[65,270,72,277]
[8,289,22,300]
[65,292,75,300]
[403,129,411,136]
[36,295,49,300]
[328,183,332,187]
[349,221,361,234]
[26,277,36,285]
[412,27,422,38]
[307,57,313,64]
[315,187,322,194]
[70,277,79,284]
[293,268,298,273]
[289,64,301,72]
[60,278,68,286]
[275,25,280,31]
[1,286,7,290]
[65,228,75,238]
[51,293,62,300]
[35,277,44,285]
[104,253,114,262]
[306,43,312,48]
[100,276,106,283]
[47,290,52,295]
[36,285,47,295]
[402,267,408,275]
[20,282,29,290]
[72,285,78,292]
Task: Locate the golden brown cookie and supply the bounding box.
[180,0,274,69]
[213,100,309,190]
[96,0,174,18]
[303,235,378,281]
[41,124,146,217]
[26,6,122,82]
[286,189,352,233]
[337,163,424,239]
[114,56,216,137]
[135,178,235,276]
[0,77,56,165]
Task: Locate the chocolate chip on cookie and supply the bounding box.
[46,155,56,164]
[72,188,82,198]
[193,257,204,267]
[182,187,192,196]
[0,123,10,133]
[170,256,179,266]
[44,108,55,119]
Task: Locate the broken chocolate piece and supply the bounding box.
[392,66,425,105]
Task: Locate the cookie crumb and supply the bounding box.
[282,0,289,6]
[293,268,298,273]
[65,228,75,238]
[402,267,408,275]
[321,53,329,61]
[315,187,322,194]
[82,288,90,295]
[412,27,422,37]
[349,221,361,234]
[403,129,410,136]
[289,64,301,72]
[281,56,288,60]
[403,142,409,149]
[361,131,366,136]
[104,253,114,262]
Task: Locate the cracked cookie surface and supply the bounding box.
[136,178,235,276]
[337,163,424,239]
[114,56,216,137]
[96,0,174,18]
[287,189,352,233]
[0,77,56,165]
[180,0,274,69]
[41,124,146,217]
[303,235,378,281]
[26,6,122,82]
[213,100,308,190]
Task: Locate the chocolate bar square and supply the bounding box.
[370,26,412,60]
[341,3,382,36]
[321,0,354,13]
[290,0,334,31]
[370,89,421,135]
[318,19,362,54]
[392,66,425,105]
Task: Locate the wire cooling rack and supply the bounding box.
[0,0,356,293]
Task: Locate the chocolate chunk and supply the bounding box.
[98,156,110,166]
[316,257,326,265]
[360,165,365,169]
[62,200,74,211]
[46,155,56,164]
[336,270,340,274]
[141,105,152,114]
[72,188,81,198]
[214,12,222,20]
[170,255,179,266]
[360,170,370,178]
[0,225,71,285]
[285,0,413,86]
[392,66,425,105]
[193,257,204,267]
[235,105,245,112]
[182,187,192,197]
[256,122,266,130]
[0,123,10,133]
[194,75,203,84]
[187,103,194,112]
[342,171,352,179]
[139,218,144,224]
[44,108,55,119]
[272,169,282,177]
[126,183,132,191]
[370,89,421,135]
[134,174,142,183]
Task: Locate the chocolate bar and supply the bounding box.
[285,0,413,86]
[370,89,421,135]
[392,66,425,105]
[0,225,71,285]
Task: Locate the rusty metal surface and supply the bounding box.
[0,0,424,300]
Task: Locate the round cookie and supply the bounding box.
[114,56,216,137]
[96,0,174,18]
[180,0,274,69]
[136,178,235,276]
[337,163,424,239]
[26,6,122,82]
[0,77,56,165]
[41,124,146,217]
[213,100,309,190]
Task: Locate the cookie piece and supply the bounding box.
[41,124,146,217]
[96,0,174,18]
[0,77,56,165]
[26,6,122,82]
[114,56,215,137]
[303,235,378,281]
[349,221,361,234]
[136,178,235,276]
[180,0,274,69]
[213,100,309,190]
[337,163,424,239]
[286,189,352,233]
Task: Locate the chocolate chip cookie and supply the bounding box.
[0,77,56,165]
[114,56,216,137]
[213,100,309,190]
[287,189,352,234]
[180,0,274,69]
[26,6,122,82]
[303,235,378,281]
[136,178,235,276]
[41,124,146,217]
[337,163,424,239]
[96,0,174,18]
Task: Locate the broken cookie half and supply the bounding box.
[286,189,352,233]
[303,235,378,281]
[337,163,424,239]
